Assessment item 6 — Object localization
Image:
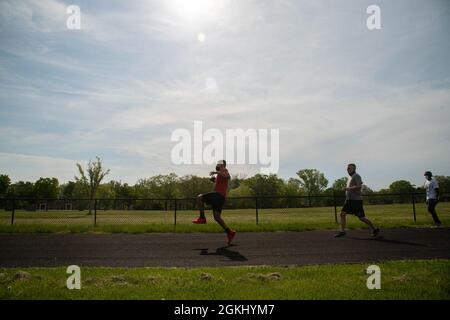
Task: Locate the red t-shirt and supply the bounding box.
[215,171,228,197]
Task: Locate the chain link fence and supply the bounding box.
[0,192,449,227]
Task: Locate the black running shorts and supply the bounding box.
[201,192,226,213]
[342,199,365,218]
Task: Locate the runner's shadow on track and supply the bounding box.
[195,246,248,262]
[346,236,427,247]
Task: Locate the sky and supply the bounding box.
[0,0,449,190]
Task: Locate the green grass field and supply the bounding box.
[0,203,448,233]
[1,260,448,300]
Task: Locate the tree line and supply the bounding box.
[1,158,449,210]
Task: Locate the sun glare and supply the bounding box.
[166,0,225,22]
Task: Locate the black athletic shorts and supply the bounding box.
[342,200,365,218]
[201,192,226,213]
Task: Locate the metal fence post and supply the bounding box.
[94,199,97,226]
[308,193,311,207]
[333,190,338,223]
[174,199,177,227]
[11,198,15,226]
[255,197,259,225]
[412,193,416,222]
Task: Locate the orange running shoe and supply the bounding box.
[192,217,207,224]
[227,230,236,245]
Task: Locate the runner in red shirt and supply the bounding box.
[193,160,236,245]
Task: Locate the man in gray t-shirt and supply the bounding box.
[335,163,380,238]
[346,172,363,200]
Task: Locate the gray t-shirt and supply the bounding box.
[346,173,363,200]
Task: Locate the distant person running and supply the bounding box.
[192,160,236,245]
[335,163,380,238]
[424,171,442,228]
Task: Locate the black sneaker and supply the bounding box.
[334,231,346,238]
[371,228,380,238]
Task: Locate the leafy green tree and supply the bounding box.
[177,175,213,199]
[227,184,253,209]
[72,181,89,198]
[228,184,252,197]
[244,174,284,197]
[283,178,303,196]
[60,181,76,199]
[70,181,90,210]
[296,169,328,195]
[389,180,415,193]
[244,174,284,208]
[75,157,110,214]
[281,178,306,207]
[332,177,347,191]
[331,177,347,201]
[388,180,415,203]
[154,173,180,199]
[34,177,59,199]
[136,174,180,199]
[135,174,179,210]
[99,180,134,210]
[96,183,116,210]
[110,181,134,199]
[96,182,116,198]
[10,181,35,198]
[435,176,450,193]
[9,181,36,209]
[0,174,11,196]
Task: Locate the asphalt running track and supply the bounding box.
[0,228,449,267]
